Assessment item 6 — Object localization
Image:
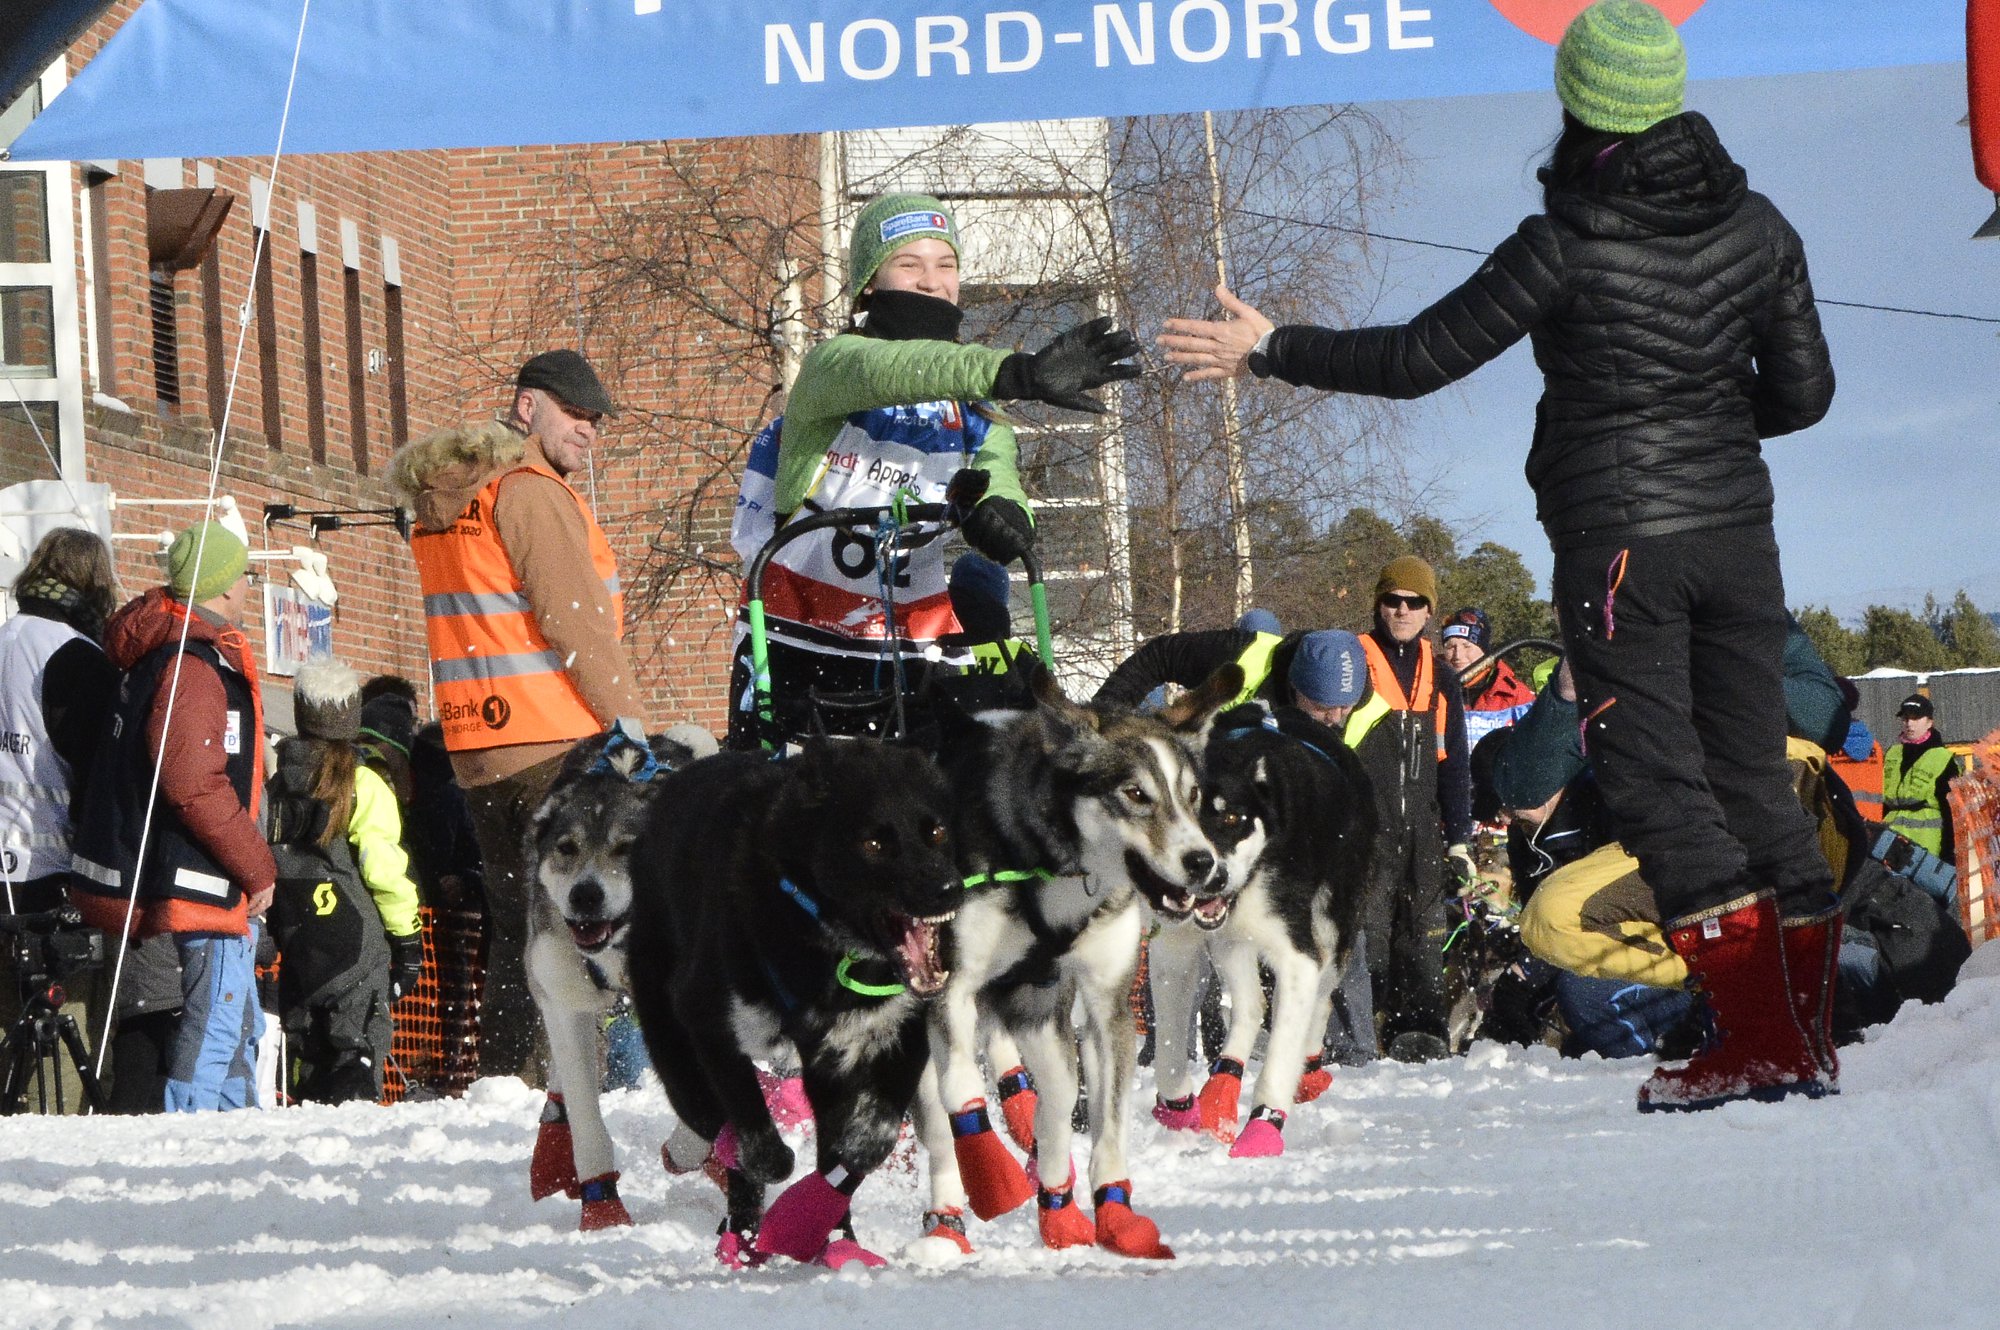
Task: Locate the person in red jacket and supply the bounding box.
[70,521,276,1111]
[1440,607,1537,751]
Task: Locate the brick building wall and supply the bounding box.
[19,6,819,736]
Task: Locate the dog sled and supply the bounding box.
[739,500,1058,751]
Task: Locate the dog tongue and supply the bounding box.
[569,920,615,951]
[895,917,948,997]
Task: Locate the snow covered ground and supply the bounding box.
[7,963,2000,1330]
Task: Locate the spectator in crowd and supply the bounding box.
[1882,693,1962,865]
[1,527,122,1109]
[1159,0,1839,1111]
[1438,606,1537,750]
[2,528,120,913]
[1351,556,1474,1062]
[69,520,275,1111]
[391,351,649,1083]
[265,659,424,1103]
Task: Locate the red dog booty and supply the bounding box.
[577,1172,633,1230]
[530,1093,580,1201]
[949,1100,1034,1220]
[754,1169,856,1263]
[1296,1052,1333,1104]
[759,1069,815,1130]
[1092,1181,1174,1260]
[1036,1165,1096,1250]
[996,1066,1040,1153]
[1197,1058,1244,1143]
[918,1207,974,1257]
[1228,1107,1286,1159]
[715,1224,767,1270]
[1152,1093,1200,1132]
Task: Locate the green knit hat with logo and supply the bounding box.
[1554,0,1687,135]
[846,193,960,299]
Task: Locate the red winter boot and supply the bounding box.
[949,1099,1034,1220]
[1781,902,1843,1092]
[1092,1180,1174,1259]
[996,1065,1040,1153]
[1638,891,1829,1113]
[530,1093,580,1200]
[1196,1057,1243,1143]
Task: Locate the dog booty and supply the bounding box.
[1197,1059,1244,1144]
[1296,1053,1333,1104]
[1229,1108,1286,1159]
[1035,1165,1095,1250]
[1152,1092,1200,1132]
[1093,1181,1174,1260]
[716,1224,766,1270]
[907,1207,974,1265]
[577,1172,634,1230]
[996,1065,1039,1153]
[758,1069,814,1130]
[819,1238,889,1270]
[949,1099,1034,1220]
[530,1094,580,1201]
[754,1170,854,1263]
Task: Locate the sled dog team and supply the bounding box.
[522,664,1380,1267]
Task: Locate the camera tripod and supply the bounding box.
[2,975,109,1115]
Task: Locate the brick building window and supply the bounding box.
[146,186,235,414]
[301,248,327,463]
[86,172,116,397]
[343,262,368,473]
[384,281,407,449]
[254,230,282,447]
[201,245,224,428]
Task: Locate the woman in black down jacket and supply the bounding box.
[1160,0,1838,1114]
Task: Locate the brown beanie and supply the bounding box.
[1374,555,1439,609]
[293,658,363,742]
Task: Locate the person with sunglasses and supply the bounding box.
[1158,1,1837,1110]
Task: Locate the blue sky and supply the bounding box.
[1347,61,1996,622]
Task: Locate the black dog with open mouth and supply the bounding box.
[625,738,959,1268]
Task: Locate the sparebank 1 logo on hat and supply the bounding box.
[880,210,949,243]
[1490,0,1705,44]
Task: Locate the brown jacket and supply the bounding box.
[392,424,647,787]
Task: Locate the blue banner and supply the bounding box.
[5,0,1967,163]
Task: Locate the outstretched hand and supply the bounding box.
[1157,283,1274,382]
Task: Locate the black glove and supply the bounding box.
[389,935,425,1001]
[990,315,1141,413]
[944,467,991,524]
[960,496,1036,565]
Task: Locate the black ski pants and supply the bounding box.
[1552,525,1831,923]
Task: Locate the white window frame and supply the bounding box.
[1,59,86,479]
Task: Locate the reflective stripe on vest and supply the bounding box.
[1357,634,1447,761]
[1231,632,1284,704]
[1882,742,1955,854]
[410,460,624,752]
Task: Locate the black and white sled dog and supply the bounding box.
[1148,703,1377,1158]
[524,722,716,1229]
[910,665,1239,1262]
[624,739,961,1269]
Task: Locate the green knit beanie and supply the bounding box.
[847,193,960,299]
[166,520,249,603]
[1555,0,1687,135]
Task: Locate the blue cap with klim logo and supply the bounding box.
[1289,630,1367,708]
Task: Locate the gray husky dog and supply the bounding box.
[910,665,1240,1262]
[523,722,716,1230]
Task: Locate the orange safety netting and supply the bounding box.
[381,905,486,1104]
[1946,728,2000,945]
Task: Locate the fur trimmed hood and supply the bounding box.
[389,421,529,533]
